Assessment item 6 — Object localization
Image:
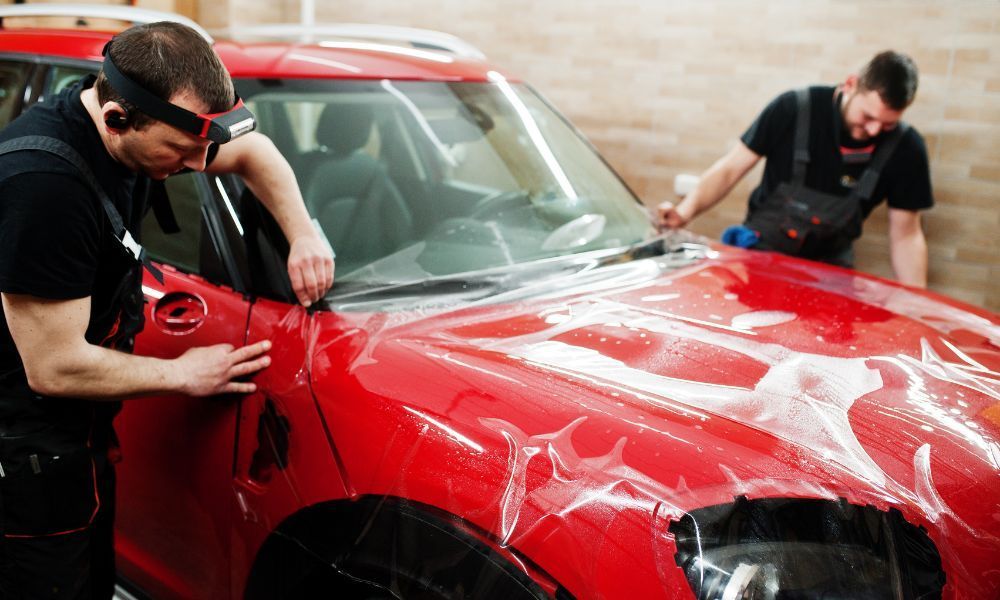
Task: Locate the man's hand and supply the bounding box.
[210,134,335,306]
[288,235,335,307]
[3,293,276,400]
[174,340,272,396]
[656,201,691,230]
[655,142,762,232]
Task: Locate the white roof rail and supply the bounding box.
[0,4,213,44]
[216,24,486,60]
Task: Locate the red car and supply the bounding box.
[1,7,998,600]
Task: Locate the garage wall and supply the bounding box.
[207,0,998,311]
[5,0,997,310]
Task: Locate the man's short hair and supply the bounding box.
[95,22,234,130]
[858,50,919,111]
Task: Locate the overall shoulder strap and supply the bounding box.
[850,123,910,203]
[790,88,811,187]
[0,135,163,283]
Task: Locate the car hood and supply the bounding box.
[308,246,1000,596]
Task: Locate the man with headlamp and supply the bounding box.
[0,22,333,598]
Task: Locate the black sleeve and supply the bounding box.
[740,90,797,157]
[884,128,934,211]
[0,172,101,299]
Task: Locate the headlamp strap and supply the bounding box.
[101,40,255,144]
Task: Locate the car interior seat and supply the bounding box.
[304,104,415,275]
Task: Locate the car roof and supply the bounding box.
[213,41,508,82]
[0,28,515,82]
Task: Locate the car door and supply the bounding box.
[114,171,253,600]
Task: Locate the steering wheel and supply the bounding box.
[469,190,531,220]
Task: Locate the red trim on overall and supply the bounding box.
[840,144,875,156]
[99,311,123,347]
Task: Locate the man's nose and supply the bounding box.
[183,147,210,172]
[865,121,882,137]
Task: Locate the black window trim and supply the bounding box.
[220,174,298,305]
[201,173,249,294]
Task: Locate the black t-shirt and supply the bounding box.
[740,85,934,220]
[0,76,149,436]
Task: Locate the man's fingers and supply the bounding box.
[222,381,258,394]
[289,262,319,306]
[287,235,336,306]
[229,340,271,364]
[223,342,271,392]
[301,262,321,303]
[289,264,307,305]
[655,203,686,230]
[230,355,271,378]
[654,202,672,230]
[318,256,334,296]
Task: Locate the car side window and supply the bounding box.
[45,64,90,96]
[0,60,32,128]
[141,174,204,274]
[141,172,246,291]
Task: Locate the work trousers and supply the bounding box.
[0,450,115,600]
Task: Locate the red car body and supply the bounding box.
[0,25,998,600]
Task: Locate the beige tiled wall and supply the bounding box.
[10,0,997,310]
[216,0,998,311]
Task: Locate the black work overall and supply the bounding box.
[0,136,155,600]
[745,88,908,267]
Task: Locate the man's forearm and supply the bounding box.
[675,142,760,223]
[676,164,742,222]
[26,341,183,400]
[888,209,929,288]
[4,291,271,400]
[238,136,316,243]
[25,338,270,400]
[890,231,928,288]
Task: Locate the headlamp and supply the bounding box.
[101,40,256,144]
[668,497,945,600]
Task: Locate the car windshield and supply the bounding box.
[236,77,657,297]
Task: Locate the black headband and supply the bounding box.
[101,40,256,144]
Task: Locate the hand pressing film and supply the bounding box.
[175,340,272,396]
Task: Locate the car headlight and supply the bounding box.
[668,497,945,600]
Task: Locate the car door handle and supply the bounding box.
[152,292,207,334]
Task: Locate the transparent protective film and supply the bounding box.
[234,242,999,600]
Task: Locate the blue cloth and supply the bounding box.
[721,225,760,248]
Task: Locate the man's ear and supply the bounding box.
[102,102,130,132]
[842,74,859,95]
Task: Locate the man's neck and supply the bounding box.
[79,87,123,166]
